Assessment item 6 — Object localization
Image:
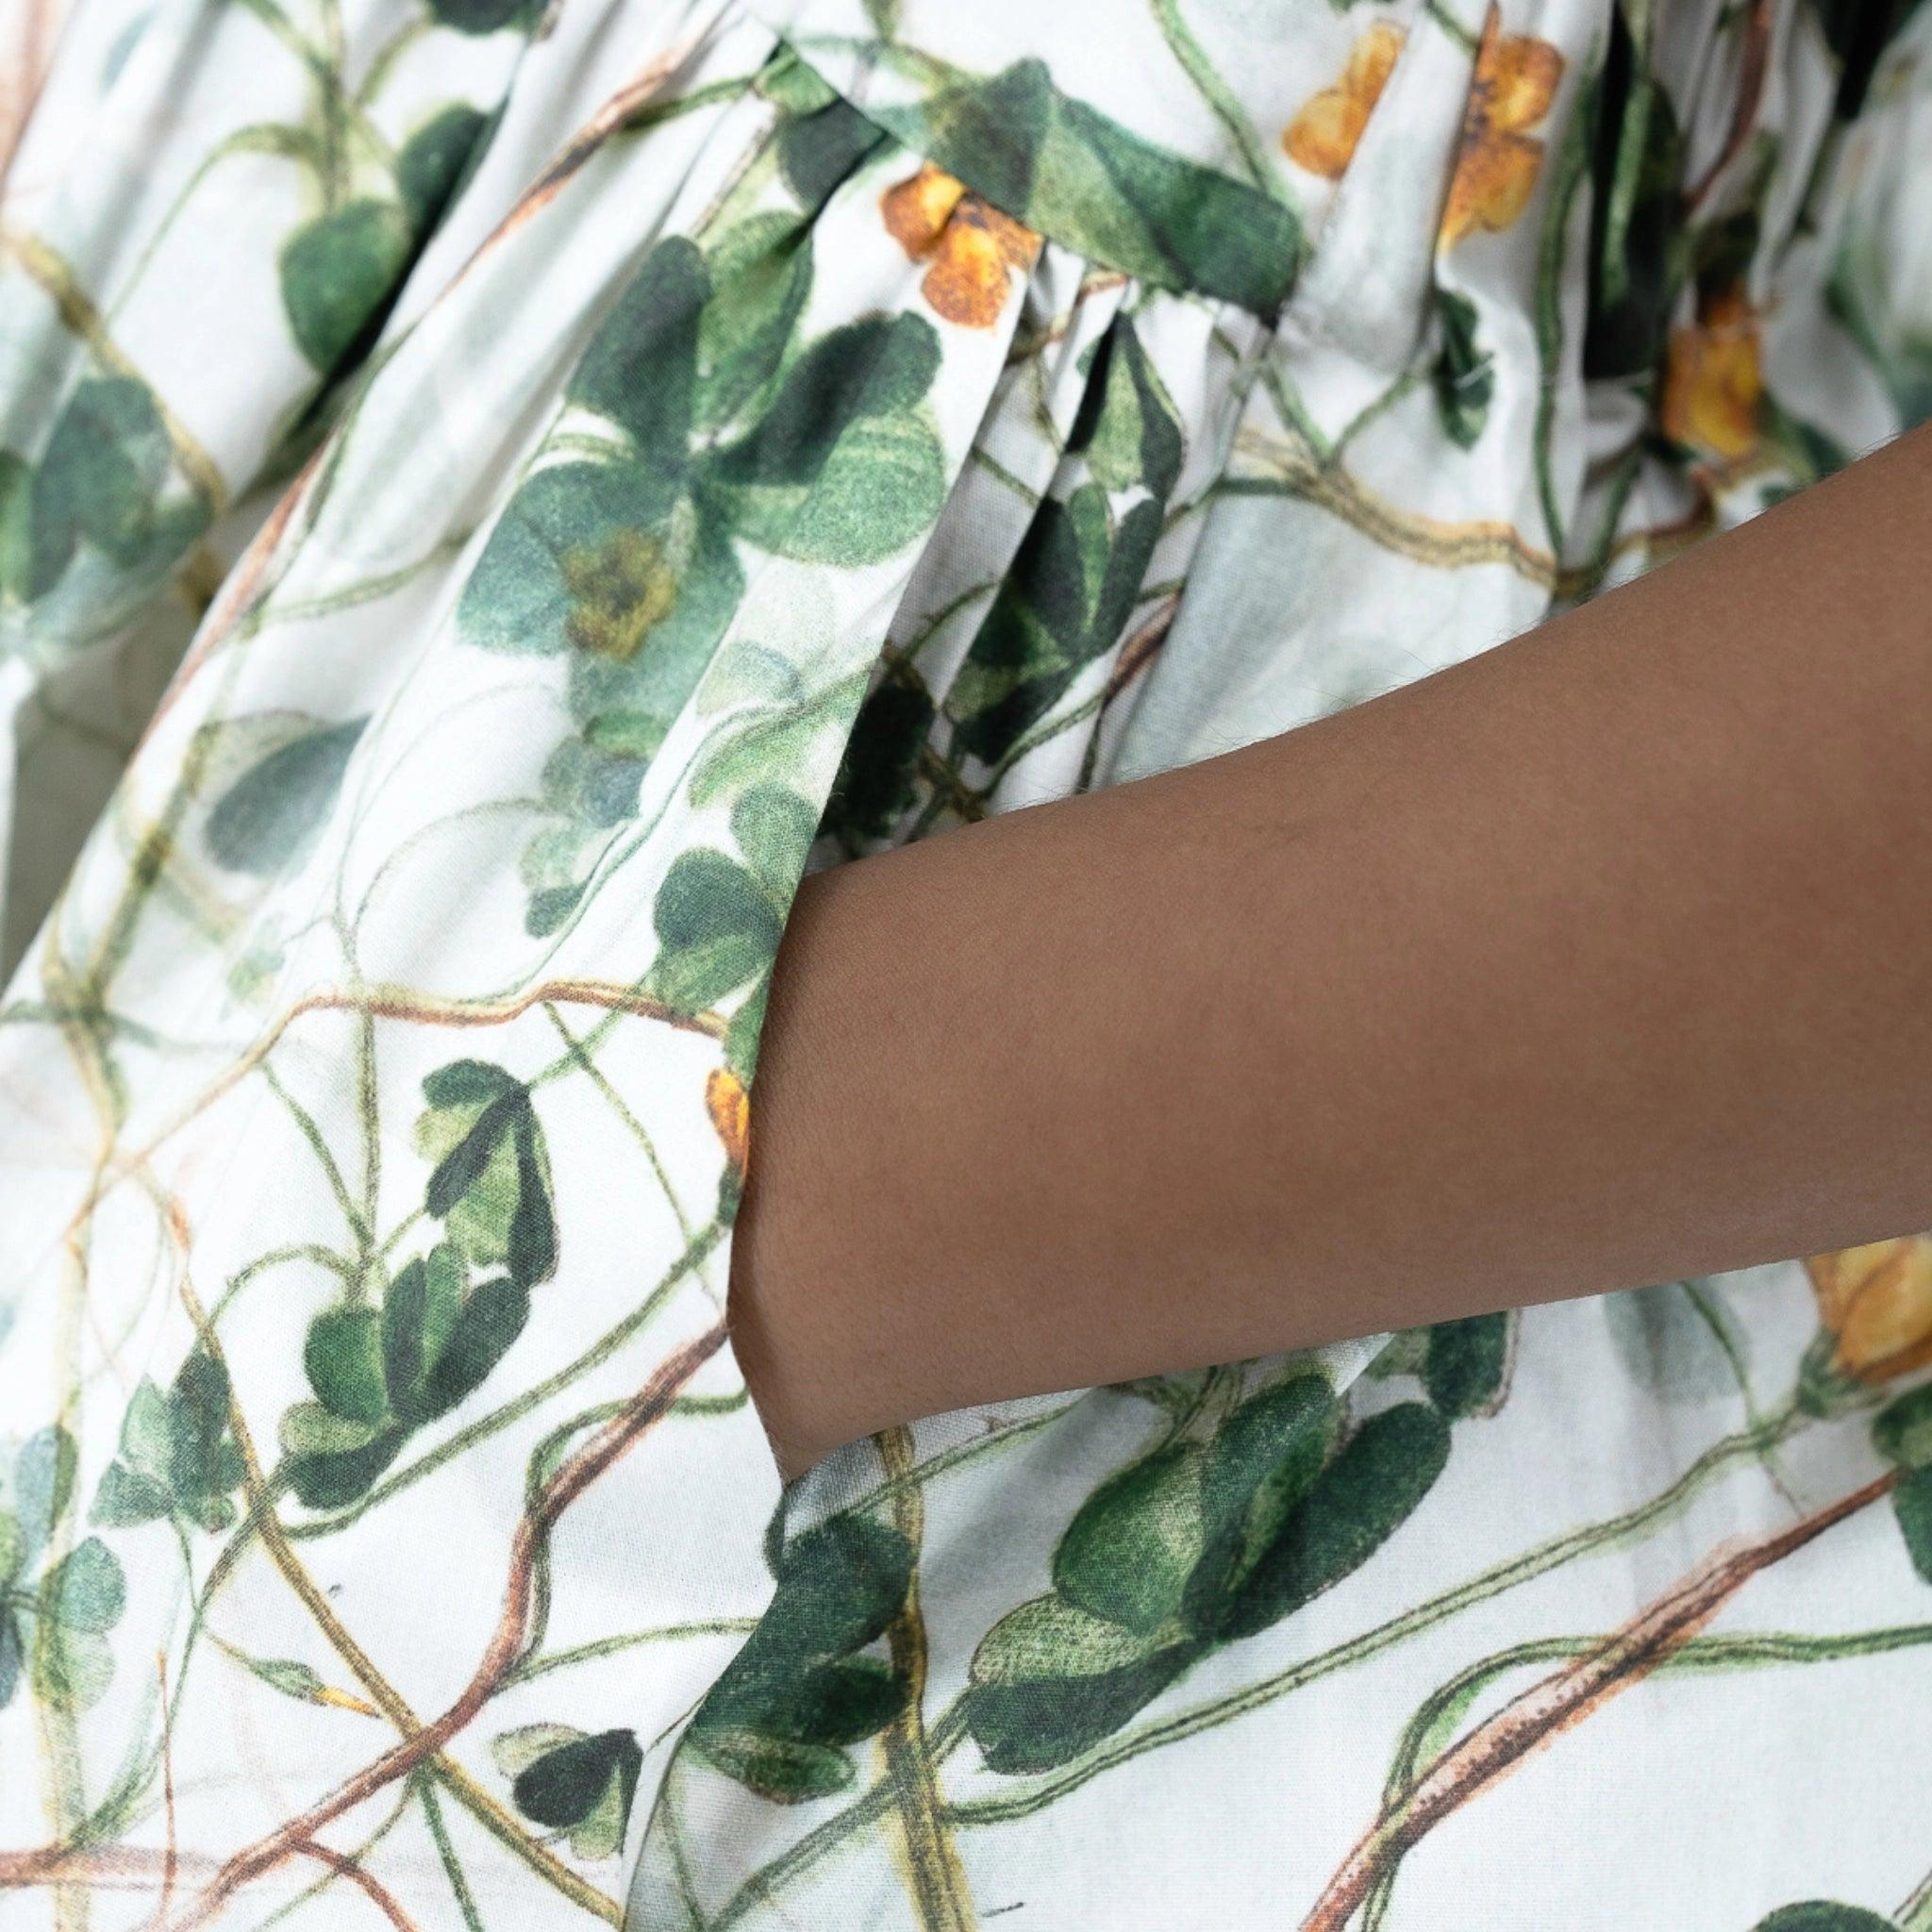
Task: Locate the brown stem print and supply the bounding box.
[163,1321,729,1928]
[1298,1471,1896,1932]
[0,0,61,188]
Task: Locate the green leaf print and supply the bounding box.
[459,198,951,930]
[426,0,537,34]
[691,1517,914,1802]
[1185,1371,1338,1631]
[1749,1907,1903,1932]
[1053,1441,1207,1635]
[204,717,366,875]
[279,1406,408,1511]
[1581,14,1687,384]
[731,784,821,898]
[861,56,1302,311]
[949,490,1164,763]
[1082,316,1185,499]
[1432,289,1495,451]
[1891,1465,1932,1586]
[1420,1311,1513,1419]
[92,1349,246,1533]
[967,1594,1197,1774]
[306,1307,390,1427]
[648,848,784,1014]
[1874,1382,1932,1469]
[28,375,191,595]
[397,105,491,233]
[1214,1402,1451,1641]
[958,1371,1452,1774]
[494,1724,644,1859]
[1,1435,126,1715]
[696,216,816,433]
[709,313,942,491]
[0,450,32,603]
[459,460,687,658]
[776,95,885,210]
[279,200,413,373]
[416,1061,558,1285]
[569,236,708,461]
[14,1424,78,1564]
[723,408,947,567]
[31,1539,127,1710]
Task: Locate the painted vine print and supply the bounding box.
[1,0,1931,1928]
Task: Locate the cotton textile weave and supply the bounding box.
[2,0,1931,1925]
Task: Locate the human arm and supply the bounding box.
[728,421,1932,1477]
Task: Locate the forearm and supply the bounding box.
[729,422,1932,1475]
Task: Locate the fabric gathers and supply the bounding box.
[0,0,1929,1925]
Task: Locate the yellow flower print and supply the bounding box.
[881,160,1041,329]
[1439,6,1565,248]
[1807,1237,1932,1385]
[1660,286,1764,463]
[707,1066,750,1177]
[1283,22,1407,179]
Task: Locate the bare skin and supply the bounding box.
[727,419,1932,1477]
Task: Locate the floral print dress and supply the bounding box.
[1,0,1929,1926]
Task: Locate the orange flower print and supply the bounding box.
[1283,22,1407,179]
[706,1065,750,1177]
[1807,1237,1932,1385]
[1660,286,1764,463]
[882,160,1041,329]
[1439,7,1565,248]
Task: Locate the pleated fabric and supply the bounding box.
[1,1,1930,1926]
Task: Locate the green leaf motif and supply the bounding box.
[14,1425,78,1568]
[1432,288,1495,451]
[1216,1402,1451,1641]
[0,449,31,603]
[1749,1907,1901,1932]
[967,1593,1196,1774]
[865,57,1300,312]
[24,1537,128,1711]
[1580,21,1687,383]
[279,200,413,373]
[427,0,537,34]
[648,849,783,1014]
[951,487,1165,763]
[697,216,815,433]
[1421,1311,1513,1419]
[731,785,820,899]
[415,1062,557,1285]
[1054,1441,1205,1635]
[205,717,365,876]
[499,1725,643,1859]
[689,1726,855,1804]
[458,458,690,658]
[691,1517,913,1802]
[27,376,192,596]
[1079,313,1184,498]
[1891,1463,1932,1587]
[711,314,941,491]
[92,1349,245,1532]
[569,237,708,462]
[722,408,946,567]
[776,97,882,212]
[1874,1382,1932,1470]
[306,1306,389,1427]
[398,105,490,233]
